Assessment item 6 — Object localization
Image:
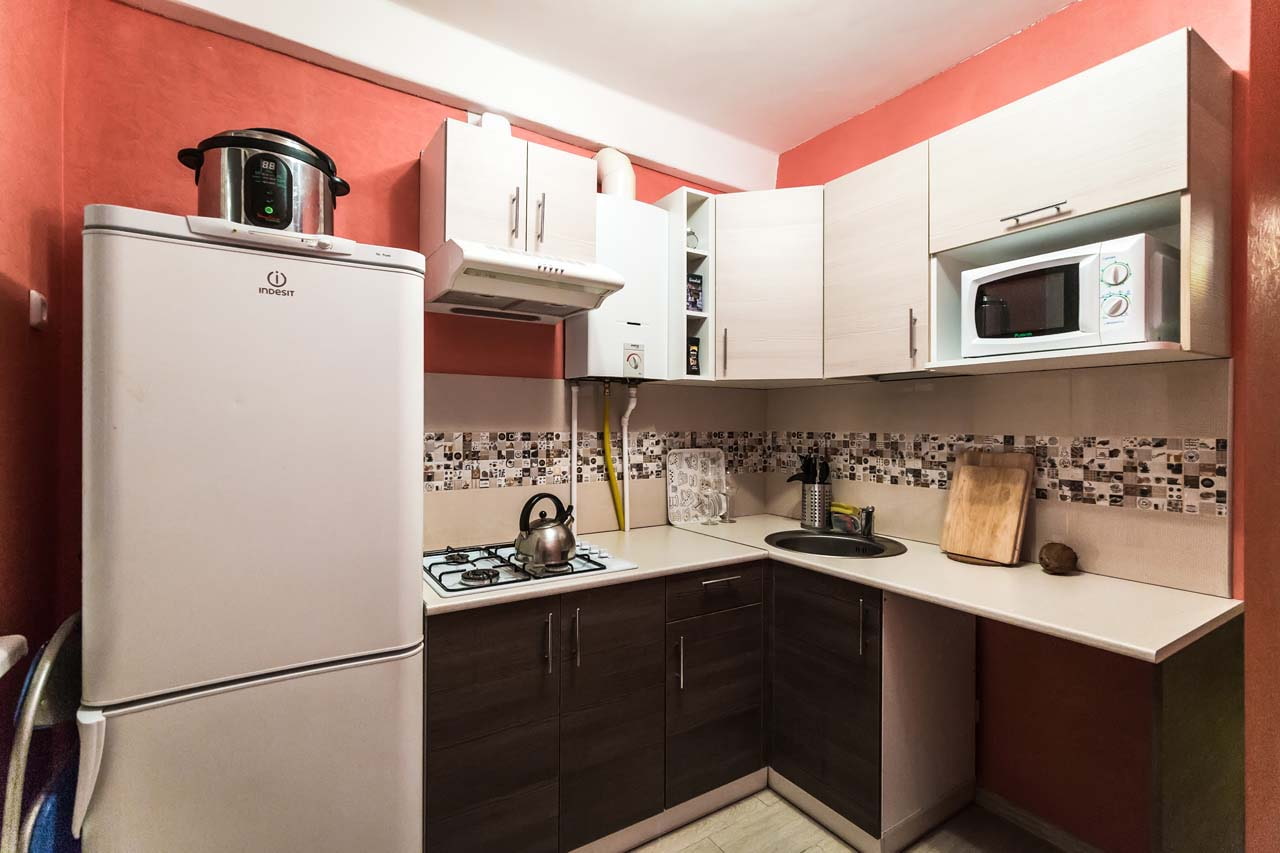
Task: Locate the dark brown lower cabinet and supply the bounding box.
[426,598,560,853]
[770,561,883,836]
[558,580,666,851]
[665,603,765,806]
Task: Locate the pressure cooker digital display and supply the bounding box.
[243,152,292,229]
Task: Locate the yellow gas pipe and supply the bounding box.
[602,382,625,529]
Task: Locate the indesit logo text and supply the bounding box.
[259,270,295,297]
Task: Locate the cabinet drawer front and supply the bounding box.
[929,31,1189,253]
[560,688,665,850]
[427,598,558,749]
[560,579,666,711]
[667,562,765,621]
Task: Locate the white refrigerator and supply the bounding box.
[72,205,424,852]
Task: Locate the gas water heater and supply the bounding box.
[564,194,669,380]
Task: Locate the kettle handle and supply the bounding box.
[519,492,567,533]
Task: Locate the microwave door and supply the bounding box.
[962,249,1101,358]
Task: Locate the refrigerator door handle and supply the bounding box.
[72,709,107,839]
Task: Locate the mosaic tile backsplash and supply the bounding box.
[423,430,1229,517]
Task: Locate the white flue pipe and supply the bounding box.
[594,147,636,200]
[620,384,639,532]
[569,382,579,530]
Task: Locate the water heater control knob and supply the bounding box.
[1103,295,1130,318]
[1103,262,1131,286]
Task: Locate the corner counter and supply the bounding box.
[676,515,1242,664]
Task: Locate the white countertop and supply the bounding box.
[677,515,1242,664]
[421,525,764,616]
[421,515,1242,663]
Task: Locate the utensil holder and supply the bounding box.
[800,483,832,530]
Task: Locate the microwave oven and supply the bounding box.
[960,234,1179,359]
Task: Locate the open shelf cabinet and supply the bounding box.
[656,187,717,381]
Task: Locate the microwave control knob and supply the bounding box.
[1103,295,1130,317]
[1103,262,1131,286]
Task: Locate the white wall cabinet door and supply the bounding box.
[526,143,597,262]
[715,186,824,380]
[929,30,1192,253]
[421,119,528,255]
[824,143,929,377]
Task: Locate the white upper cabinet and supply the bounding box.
[526,143,597,262]
[715,186,824,380]
[929,30,1202,254]
[420,118,596,261]
[824,143,929,377]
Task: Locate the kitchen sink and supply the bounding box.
[764,530,907,559]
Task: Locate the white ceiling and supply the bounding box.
[402,0,1075,151]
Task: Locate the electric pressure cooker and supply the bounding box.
[178,128,350,235]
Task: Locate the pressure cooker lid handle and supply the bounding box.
[247,128,350,198]
[177,147,204,183]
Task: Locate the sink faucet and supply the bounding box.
[856,506,876,539]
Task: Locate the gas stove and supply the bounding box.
[423,541,639,597]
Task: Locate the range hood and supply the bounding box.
[424,239,625,323]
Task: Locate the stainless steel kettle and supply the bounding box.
[513,493,576,567]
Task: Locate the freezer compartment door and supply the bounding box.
[82,226,424,704]
[76,646,422,853]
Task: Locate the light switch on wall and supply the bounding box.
[29,290,47,330]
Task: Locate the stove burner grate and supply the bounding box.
[459,567,500,585]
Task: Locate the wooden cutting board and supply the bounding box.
[941,463,1031,566]
[959,450,1036,559]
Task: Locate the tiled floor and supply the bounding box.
[632,791,1063,853]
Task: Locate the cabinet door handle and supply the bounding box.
[536,192,546,243]
[701,575,740,587]
[721,328,728,376]
[858,598,865,657]
[573,606,582,668]
[999,200,1067,226]
[907,307,917,360]
[545,612,553,674]
[678,635,685,690]
[511,186,521,239]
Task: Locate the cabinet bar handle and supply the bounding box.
[721,328,728,375]
[511,186,521,239]
[678,635,685,690]
[907,308,918,360]
[545,612,553,674]
[701,575,740,587]
[536,192,546,242]
[858,598,864,657]
[999,200,1067,226]
[574,607,582,668]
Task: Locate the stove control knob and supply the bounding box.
[598,550,611,559]
[1103,262,1131,286]
[1103,295,1130,317]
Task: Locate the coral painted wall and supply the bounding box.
[0,0,66,765]
[776,0,1250,849]
[47,0,712,619]
[1241,0,1280,846]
